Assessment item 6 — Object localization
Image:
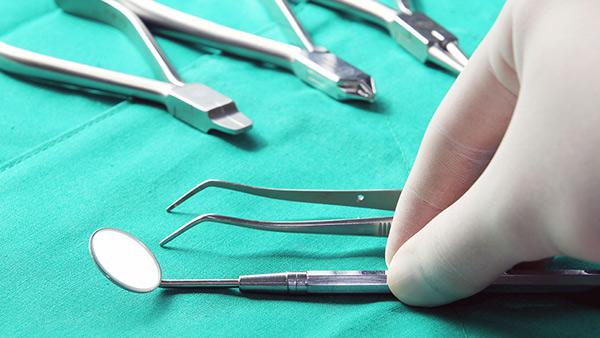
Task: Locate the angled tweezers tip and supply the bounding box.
[166,179,226,212]
[160,213,216,246]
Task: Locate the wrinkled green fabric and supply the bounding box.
[1,1,599,336]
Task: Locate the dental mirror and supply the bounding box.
[89,228,600,296]
[89,228,162,293]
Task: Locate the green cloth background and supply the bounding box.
[1,0,599,336]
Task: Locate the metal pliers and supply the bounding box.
[0,0,252,134]
[117,0,376,102]
[309,0,469,74]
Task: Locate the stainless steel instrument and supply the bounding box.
[90,228,600,295]
[0,0,252,134]
[162,179,398,246]
[117,0,376,102]
[161,269,600,294]
[309,0,469,74]
[151,179,600,293]
[161,270,390,294]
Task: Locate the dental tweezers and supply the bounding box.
[162,179,399,246]
[117,0,376,102]
[309,0,469,74]
[0,0,252,134]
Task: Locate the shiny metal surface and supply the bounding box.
[163,179,399,246]
[161,270,600,294]
[262,0,317,52]
[310,0,469,74]
[57,0,182,85]
[291,50,375,101]
[161,271,389,293]
[241,271,390,293]
[166,179,401,212]
[90,228,600,295]
[0,0,251,134]
[0,42,173,102]
[160,279,239,288]
[118,0,375,101]
[160,214,392,246]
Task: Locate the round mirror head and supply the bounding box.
[90,228,161,293]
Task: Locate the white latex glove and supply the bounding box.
[386,0,600,306]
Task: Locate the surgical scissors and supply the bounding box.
[162,179,399,246]
[309,0,469,74]
[117,0,376,102]
[0,0,252,134]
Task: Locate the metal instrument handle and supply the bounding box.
[306,269,600,294]
[118,0,301,68]
[238,271,390,293]
[161,269,600,294]
[310,0,399,27]
[57,0,182,86]
[239,269,600,294]
[0,42,172,103]
[261,0,317,52]
[296,270,600,294]
[304,270,390,293]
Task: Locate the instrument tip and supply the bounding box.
[427,43,469,75]
[293,51,376,102]
[168,83,253,135]
[166,180,225,212]
[339,76,376,102]
[209,109,254,135]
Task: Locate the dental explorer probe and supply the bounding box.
[90,228,600,296]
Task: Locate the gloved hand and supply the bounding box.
[385,0,600,306]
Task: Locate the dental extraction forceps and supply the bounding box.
[117,0,376,102]
[0,0,252,134]
[309,0,469,74]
